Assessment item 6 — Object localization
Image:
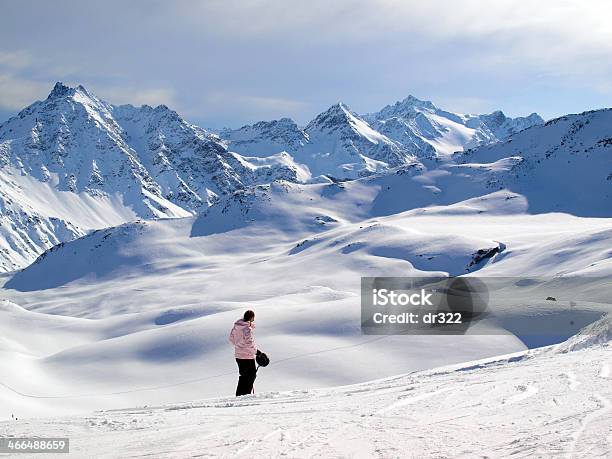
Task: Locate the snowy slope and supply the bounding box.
[1,316,610,458]
[365,95,544,157]
[454,108,612,216]
[0,167,138,272]
[1,178,611,419]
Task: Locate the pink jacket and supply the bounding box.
[229,319,257,359]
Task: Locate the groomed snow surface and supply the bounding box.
[1,316,610,458]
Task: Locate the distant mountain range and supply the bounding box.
[1,82,610,272]
[221,97,543,174]
[364,95,543,157]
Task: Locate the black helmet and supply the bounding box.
[256,351,270,367]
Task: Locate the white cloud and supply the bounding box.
[167,0,612,116]
[201,91,312,125]
[93,86,178,108]
[190,1,612,75]
[0,50,32,70]
[1,1,611,124]
[176,0,612,54]
[0,42,178,115]
[0,73,49,110]
[434,96,497,116]
[0,72,177,114]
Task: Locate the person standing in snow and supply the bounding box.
[229,310,260,396]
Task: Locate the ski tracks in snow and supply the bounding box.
[376,387,455,414]
[2,348,610,457]
[566,360,612,458]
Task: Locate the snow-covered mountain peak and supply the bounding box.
[47,81,74,99]
[477,110,544,135]
[46,81,95,99]
[221,103,417,179]
[254,116,300,130]
[480,109,506,124]
[304,102,398,148]
[225,117,304,140]
[220,117,308,158]
[0,82,303,212]
[526,112,543,122]
[0,83,315,271]
[44,81,106,109]
[326,101,352,112]
[220,95,544,173]
[304,102,356,132]
[298,102,417,178]
[374,95,438,118]
[363,95,544,157]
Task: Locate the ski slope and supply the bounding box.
[1,316,609,458]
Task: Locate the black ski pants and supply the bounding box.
[235,358,257,396]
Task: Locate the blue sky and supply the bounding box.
[1,0,611,128]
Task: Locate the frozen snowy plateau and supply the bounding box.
[0,83,610,456]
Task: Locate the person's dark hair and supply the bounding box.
[243,310,255,322]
